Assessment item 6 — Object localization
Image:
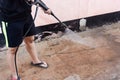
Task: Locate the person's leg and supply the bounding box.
[23,15,48,68]
[7,47,18,79]
[24,36,48,68]
[1,21,23,80]
[24,35,41,63]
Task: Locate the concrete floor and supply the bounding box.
[0,22,120,80]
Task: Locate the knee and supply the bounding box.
[24,38,34,45]
[7,48,17,54]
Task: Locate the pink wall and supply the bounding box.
[32,0,120,26]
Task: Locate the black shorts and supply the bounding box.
[1,14,36,47]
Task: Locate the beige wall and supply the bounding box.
[32,0,120,26]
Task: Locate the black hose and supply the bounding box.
[14,47,19,80]
[14,6,39,80]
[14,1,68,79]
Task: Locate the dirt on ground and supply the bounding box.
[0,22,120,80]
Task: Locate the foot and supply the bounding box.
[31,61,48,68]
[11,75,21,80]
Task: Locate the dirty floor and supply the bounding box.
[0,22,120,80]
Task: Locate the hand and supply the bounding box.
[44,9,52,15]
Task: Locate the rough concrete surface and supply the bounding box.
[0,22,120,80]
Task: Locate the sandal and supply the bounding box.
[31,61,49,69]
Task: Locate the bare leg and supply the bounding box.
[7,35,47,79]
[7,47,18,79]
[24,36,41,63]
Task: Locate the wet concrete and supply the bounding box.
[0,22,120,80]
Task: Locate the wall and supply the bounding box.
[32,0,120,26]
